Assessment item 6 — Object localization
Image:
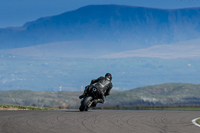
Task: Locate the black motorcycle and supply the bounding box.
[79,86,102,111]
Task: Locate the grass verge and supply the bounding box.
[197,119,200,125]
[101,105,200,111]
[0,104,59,110]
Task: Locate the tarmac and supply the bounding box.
[0,110,199,133]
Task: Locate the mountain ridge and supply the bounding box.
[1,4,200,50]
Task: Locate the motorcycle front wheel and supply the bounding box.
[79,96,92,112]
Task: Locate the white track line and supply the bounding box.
[192,117,200,127]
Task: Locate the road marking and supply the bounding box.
[192,117,200,127]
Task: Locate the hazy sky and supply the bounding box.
[1,0,200,28]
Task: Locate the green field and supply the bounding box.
[197,119,200,125]
[100,105,200,111]
[0,104,59,110]
[1,104,200,111]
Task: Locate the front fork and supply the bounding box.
[88,100,93,107]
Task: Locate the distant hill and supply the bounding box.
[1,5,200,49]
[0,83,200,107]
[1,38,200,59]
[102,38,200,59]
[1,54,200,91]
[107,83,200,106]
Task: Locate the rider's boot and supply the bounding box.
[94,99,104,104]
[97,99,104,103]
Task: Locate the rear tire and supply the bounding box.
[79,97,92,112]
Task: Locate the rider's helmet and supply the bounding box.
[105,73,112,81]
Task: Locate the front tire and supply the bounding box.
[79,96,92,112]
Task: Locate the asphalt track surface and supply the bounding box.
[0,110,200,133]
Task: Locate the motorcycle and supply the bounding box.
[79,86,102,112]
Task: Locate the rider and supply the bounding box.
[79,73,113,104]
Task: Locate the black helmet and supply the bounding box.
[105,73,112,81]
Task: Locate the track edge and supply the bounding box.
[192,117,200,127]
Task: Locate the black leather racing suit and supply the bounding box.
[86,76,113,103]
